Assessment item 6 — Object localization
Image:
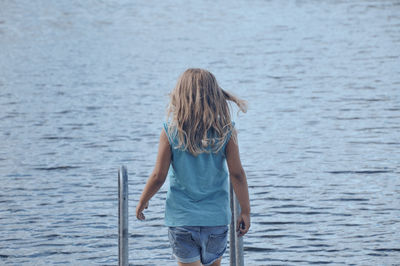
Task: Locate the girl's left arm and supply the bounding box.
[136,129,171,220]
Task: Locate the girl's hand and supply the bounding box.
[236,212,250,237]
[136,201,149,220]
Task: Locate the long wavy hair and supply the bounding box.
[167,68,247,156]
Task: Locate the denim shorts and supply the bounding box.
[168,225,228,265]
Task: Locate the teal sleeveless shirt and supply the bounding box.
[163,122,234,226]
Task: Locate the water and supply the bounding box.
[1,0,399,265]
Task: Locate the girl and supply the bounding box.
[136,68,250,266]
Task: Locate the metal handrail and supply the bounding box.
[118,165,244,265]
[229,182,245,266]
[118,165,129,266]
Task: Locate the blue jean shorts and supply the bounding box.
[168,225,228,265]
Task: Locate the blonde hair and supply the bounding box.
[167,68,247,156]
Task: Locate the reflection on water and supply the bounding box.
[1,0,399,265]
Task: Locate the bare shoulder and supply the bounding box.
[225,128,245,177]
[226,128,238,153]
[160,127,170,145]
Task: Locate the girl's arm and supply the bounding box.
[226,130,250,236]
[136,129,171,220]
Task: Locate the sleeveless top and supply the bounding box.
[163,122,234,226]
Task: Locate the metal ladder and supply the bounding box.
[118,165,244,266]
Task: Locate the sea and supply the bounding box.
[0,0,399,265]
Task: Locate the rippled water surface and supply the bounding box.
[1,0,400,265]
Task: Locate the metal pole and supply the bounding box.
[233,191,244,266]
[118,165,129,266]
[229,182,244,266]
[229,183,236,266]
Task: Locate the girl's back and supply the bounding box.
[163,121,235,226]
[136,68,250,266]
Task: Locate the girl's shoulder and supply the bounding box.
[163,121,235,134]
[162,121,235,153]
[163,122,176,145]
